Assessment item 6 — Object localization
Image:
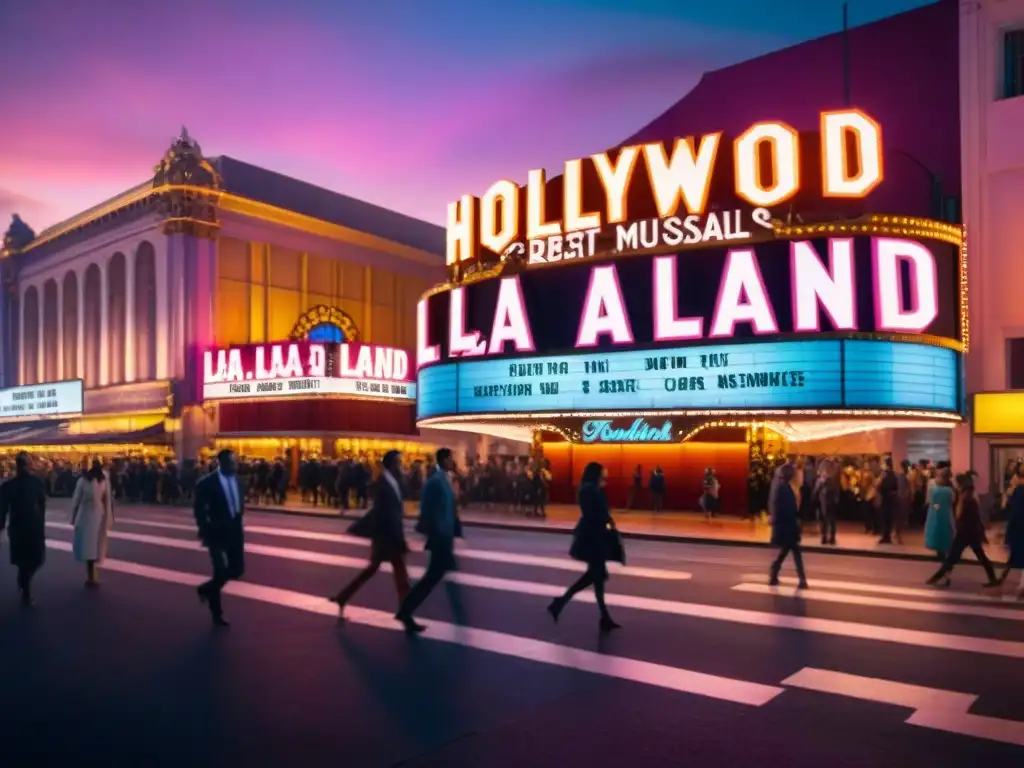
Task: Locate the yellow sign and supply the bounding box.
[973,392,1024,435]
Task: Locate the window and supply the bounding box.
[1002,29,1024,99]
[1008,338,1024,389]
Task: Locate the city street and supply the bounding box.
[0,503,1022,766]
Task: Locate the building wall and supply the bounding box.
[213,235,433,348]
[956,0,1024,487]
[14,216,167,390]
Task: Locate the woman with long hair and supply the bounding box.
[70,459,114,587]
[547,462,621,631]
[924,467,955,561]
[926,472,999,588]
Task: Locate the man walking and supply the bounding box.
[0,452,47,606]
[395,448,462,633]
[193,449,245,627]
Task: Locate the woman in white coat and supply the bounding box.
[71,460,114,586]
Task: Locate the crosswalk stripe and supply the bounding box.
[739,574,1018,604]
[104,517,691,580]
[46,523,1024,659]
[732,583,1024,622]
[783,668,1024,747]
[41,539,782,707]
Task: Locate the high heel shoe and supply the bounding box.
[547,599,563,623]
[599,616,621,632]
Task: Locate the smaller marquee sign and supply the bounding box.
[0,380,85,421]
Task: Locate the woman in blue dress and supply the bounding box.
[924,468,955,560]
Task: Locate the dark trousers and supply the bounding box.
[930,533,997,583]
[16,564,38,594]
[652,492,664,512]
[771,544,806,582]
[878,502,894,542]
[400,547,455,618]
[555,562,611,619]
[198,533,245,617]
[335,556,410,606]
[819,510,837,543]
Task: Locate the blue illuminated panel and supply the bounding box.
[843,341,957,411]
[416,340,959,419]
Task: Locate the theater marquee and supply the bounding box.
[202,341,416,402]
[416,108,966,434]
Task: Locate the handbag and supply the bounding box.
[347,507,375,538]
[606,525,626,564]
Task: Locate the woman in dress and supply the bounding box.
[924,468,955,561]
[71,459,114,586]
[926,473,999,587]
[547,462,621,631]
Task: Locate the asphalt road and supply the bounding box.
[1,501,1022,767]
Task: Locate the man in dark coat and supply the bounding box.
[193,449,245,627]
[877,457,900,544]
[0,452,47,605]
[329,450,410,616]
[770,463,808,589]
[396,448,462,633]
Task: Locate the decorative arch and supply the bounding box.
[134,241,157,380]
[108,252,127,383]
[22,286,39,385]
[42,279,59,381]
[83,263,102,388]
[289,305,361,342]
[62,271,79,379]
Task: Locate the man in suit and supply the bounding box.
[396,447,461,633]
[330,449,410,616]
[193,449,245,627]
[0,452,47,606]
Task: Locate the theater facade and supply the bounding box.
[0,129,475,466]
[414,108,967,506]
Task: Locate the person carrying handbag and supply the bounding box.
[547,462,622,632]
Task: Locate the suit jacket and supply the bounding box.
[369,472,408,561]
[0,471,47,568]
[193,471,244,548]
[416,470,460,554]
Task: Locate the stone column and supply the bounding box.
[76,270,86,383]
[99,262,109,386]
[155,237,170,380]
[125,249,136,382]
[55,277,64,380]
[36,286,44,384]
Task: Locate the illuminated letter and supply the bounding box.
[592,146,639,225]
[479,180,519,255]
[734,122,800,208]
[489,277,535,354]
[710,249,778,337]
[446,195,477,266]
[873,238,938,332]
[822,109,883,198]
[416,298,439,368]
[576,265,634,347]
[653,256,703,340]
[791,239,857,331]
[643,133,721,217]
[563,158,601,233]
[526,168,561,240]
[448,287,487,356]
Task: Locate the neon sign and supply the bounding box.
[446,109,883,267]
[202,341,415,402]
[418,237,943,367]
[582,418,674,443]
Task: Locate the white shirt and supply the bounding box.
[217,470,241,518]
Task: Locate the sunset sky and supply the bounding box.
[0,0,932,235]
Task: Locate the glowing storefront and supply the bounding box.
[414,108,967,507]
[0,130,454,462]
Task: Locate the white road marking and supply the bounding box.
[46,524,1024,659]
[104,518,692,581]
[740,574,1019,604]
[784,668,1024,747]
[42,539,781,707]
[732,583,1024,622]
